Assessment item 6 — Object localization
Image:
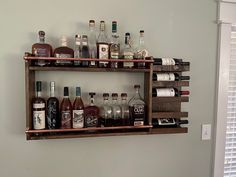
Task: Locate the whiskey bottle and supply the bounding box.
[152,88,190,97]
[152,118,189,128]
[88,20,97,67]
[46,81,60,129]
[129,85,146,126]
[110,21,120,68]
[153,58,190,66]
[152,73,190,81]
[120,93,130,126]
[123,33,134,68]
[32,81,46,130]
[60,87,72,128]
[81,35,89,67]
[100,93,113,127]
[97,21,109,68]
[74,34,82,66]
[54,36,74,66]
[84,93,100,127]
[72,87,84,128]
[32,30,52,66]
[111,93,122,126]
[134,30,148,68]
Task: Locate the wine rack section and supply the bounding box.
[24,56,190,140]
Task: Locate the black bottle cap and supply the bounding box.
[89,20,95,23]
[89,92,96,97]
[112,93,118,97]
[125,32,130,36]
[103,93,109,97]
[140,30,144,33]
[64,87,69,96]
[180,76,190,80]
[38,31,45,37]
[134,85,140,89]
[36,81,42,92]
[76,87,81,96]
[121,93,127,97]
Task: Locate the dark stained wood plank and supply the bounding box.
[152,81,189,87]
[150,127,188,134]
[152,97,189,104]
[153,65,190,72]
[152,112,188,118]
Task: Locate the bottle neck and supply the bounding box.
[112,98,118,104]
[139,36,145,47]
[36,91,42,97]
[121,98,128,104]
[103,98,109,104]
[39,37,45,44]
[61,40,67,47]
[50,87,55,97]
[90,97,95,106]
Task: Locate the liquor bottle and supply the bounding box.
[54,36,74,66]
[46,81,60,129]
[152,88,190,97]
[152,118,189,128]
[60,87,72,128]
[97,21,109,68]
[88,20,97,67]
[72,87,84,128]
[84,92,100,127]
[152,73,190,81]
[153,58,190,66]
[32,81,46,130]
[81,35,89,67]
[120,93,130,126]
[134,30,148,68]
[74,34,82,66]
[100,93,113,127]
[110,21,120,68]
[32,30,53,66]
[123,33,134,68]
[129,85,146,126]
[111,93,122,126]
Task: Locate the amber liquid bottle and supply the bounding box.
[32,30,53,66]
[72,87,84,128]
[60,87,72,128]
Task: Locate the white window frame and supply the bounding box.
[213,1,236,177]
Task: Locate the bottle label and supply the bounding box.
[55,54,73,65]
[47,102,58,129]
[61,110,72,128]
[33,110,45,129]
[33,103,45,109]
[155,73,175,81]
[124,52,134,67]
[156,88,175,97]
[73,110,84,128]
[33,48,49,57]
[158,118,176,125]
[110,52,119,59]
[90,61,96,66]
[98,44,109,60]
[161,58,175,65]
[131,104,145,126]
[85,113,98,127]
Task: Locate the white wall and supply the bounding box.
[0,0,217,177]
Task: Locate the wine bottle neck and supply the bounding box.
[36,91,42,97]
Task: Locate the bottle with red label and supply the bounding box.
[129,85,146,126]
[152,88,190,97]
[60,87,72,128]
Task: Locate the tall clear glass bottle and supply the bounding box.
[100,93,113,127]
[81,35,89,67]
[110,21,120,68]
[97,21,109,68]
[123,33,134,68]
[120,93,130,126]
[129,85,146,126]
[111,93,122,126]
[74,34,82,66]
[88,20,97,67]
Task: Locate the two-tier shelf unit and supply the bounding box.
[24,56,190,140]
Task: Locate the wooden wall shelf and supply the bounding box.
[152,112,188,119]
[153,65,190,72]
[152,81,189,87]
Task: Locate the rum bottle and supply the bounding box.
[32,81,46,130]
[81,35,89,67]
[120,93,130,126]
[84,93,100,127]
[110,21,120,68]
[111,93,122,126]
[100,93,113,127]
[60,87,72,128]
[54,36,74,66]
[74,34,82,66]
[123,33,134,68]
[32,30,52,66]
[88,20,97,67]
[46,81,60,129]
[72,87,84,128]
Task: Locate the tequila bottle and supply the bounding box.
[100,93,113,127]
[111,93,122,126]
[110,21,120,68]
[129,85,146,126]
[88,20,97,67]
[74,34,82,66]
[123,33,134,68]
[120,93,130,126]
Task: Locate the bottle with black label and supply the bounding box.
[152,118,188,128]
[153,58,190,66]
[72,87,84,128]
[46,81,60,129]
[32,81,46,130]
[152,88,190,97]
[129,85,146,126]
[152,73,190,81]
[84,92,100,127]
[60,87,72,128]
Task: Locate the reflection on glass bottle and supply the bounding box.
[60,87,72,128]
[74,34,82,66]
[120,93,130,126]
[111,93,122,126]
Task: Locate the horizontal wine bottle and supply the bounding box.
[152,88,190,97]
[152,118,188,128]
[153,73,190,81]
[153,58,190,66]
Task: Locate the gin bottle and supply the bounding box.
[110,21,120,68]
[88,20,97,67]
[100,93,113,127]
[120,93,130,126]
[129,85,146,126]
[74,34,82,66]
[123,33,134,68]
[111,93,122,126]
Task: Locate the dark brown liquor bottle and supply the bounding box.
[32,30,53,66]
[32,81,46,130]
[72,87,84,128]
[84,92,100,127]
[54,36,74,66]
[46,81,60,129]
[60,87,72,128]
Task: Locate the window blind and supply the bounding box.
[224,25,236,177]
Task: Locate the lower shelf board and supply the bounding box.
[150,127,188,134]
